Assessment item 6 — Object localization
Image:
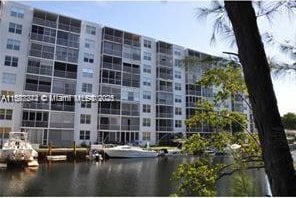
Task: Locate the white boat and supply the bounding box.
[103,145,158,158]
[0,132,39,167]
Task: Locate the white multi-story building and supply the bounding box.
[0,1,253,147]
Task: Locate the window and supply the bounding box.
[9,23,22,34]
[85,39,95,49]
[143,52,151,61]
[175,59,182,67]
[7,39,20,51]
[80,114,91,124]
[143,104,151,113]
[143,77,151,86]
[175,71,181,79]
[175,83,182,91]
[0,109,13,120]
[142,132,151,141]
[10,7,24,18]
[174,49,181,56]
[143,91,151,100]
[175,107,182,115]
[82,83,92,93]
[144,39,152,48]
[84,53,94,63]
[82,68,94,78]
[127,92,134,101]
[81,101,92,108]
[80,130,90,140]
[175,120,182,128]
[86,25,96,35]
[143,64,151,74]
[2,73,16,85]
[175,95,182,103]
[143,118,151,127]
[4,56,18,67]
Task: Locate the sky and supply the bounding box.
[20,0,296,115]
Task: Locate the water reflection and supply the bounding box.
[0,156,266,196]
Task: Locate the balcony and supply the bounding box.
[25,83,51,93]
[33,17,57,28]
[121,125,139,131]
[51,104,75,112]
[158,85,173,92]
[27,65,52,76]
[58,23,80,34]
[52,87,76,95]
[23,102,50,110]
[102,62,122,71]
[99,124,120,130]
[54,70,77,79]
[57,38,79,48]
[121,110,140,116]
[31,33,55,44]
[156,126,173,132]
[103,48,122,57]
[99,108,120,115]
[22,120,48,128]
[30,49,54,60]
[104,34,122,43]
[50,122,74,128]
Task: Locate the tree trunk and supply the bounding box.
[224,1,296,196]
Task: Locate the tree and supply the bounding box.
[224,1,296,195]
[173,65,263,196]
[282,112,296,130]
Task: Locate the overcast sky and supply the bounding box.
[21,0,296,115]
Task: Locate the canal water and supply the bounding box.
[0,156,268,196]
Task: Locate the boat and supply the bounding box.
[103,145,158,158]
[158,148,183,156]
[0,132,39,167]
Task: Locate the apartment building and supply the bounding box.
[0,1,252,147]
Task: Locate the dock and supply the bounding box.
[37,148,88,161]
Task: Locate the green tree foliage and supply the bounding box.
[173,65,263,196]
[282,112,296,130]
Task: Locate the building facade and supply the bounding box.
[0,1,252,147]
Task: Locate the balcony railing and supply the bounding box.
[156,112,174,118]
[102,62,122,71]
[104,34,122,43]
[158,85,173,92]
[99,124,120,130]
[31,33,56,44]
[22,120,48,128]
[27,65,52,76]
[121,125,139,131]
[54,70,77,79]
[50,122,74,128]
[57,38,79,48]
[99,108,120,115]
[33,17,57,28]
[23,102,50,110]
[30,49,54,60]
[25,83,51,93]
[103,48,122,57]
[51,104,75,112]
[156,126,173,131]
[58,23,81,34]
[52,87,76,95]
[121,110,140,116]
[158,73,173,80]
